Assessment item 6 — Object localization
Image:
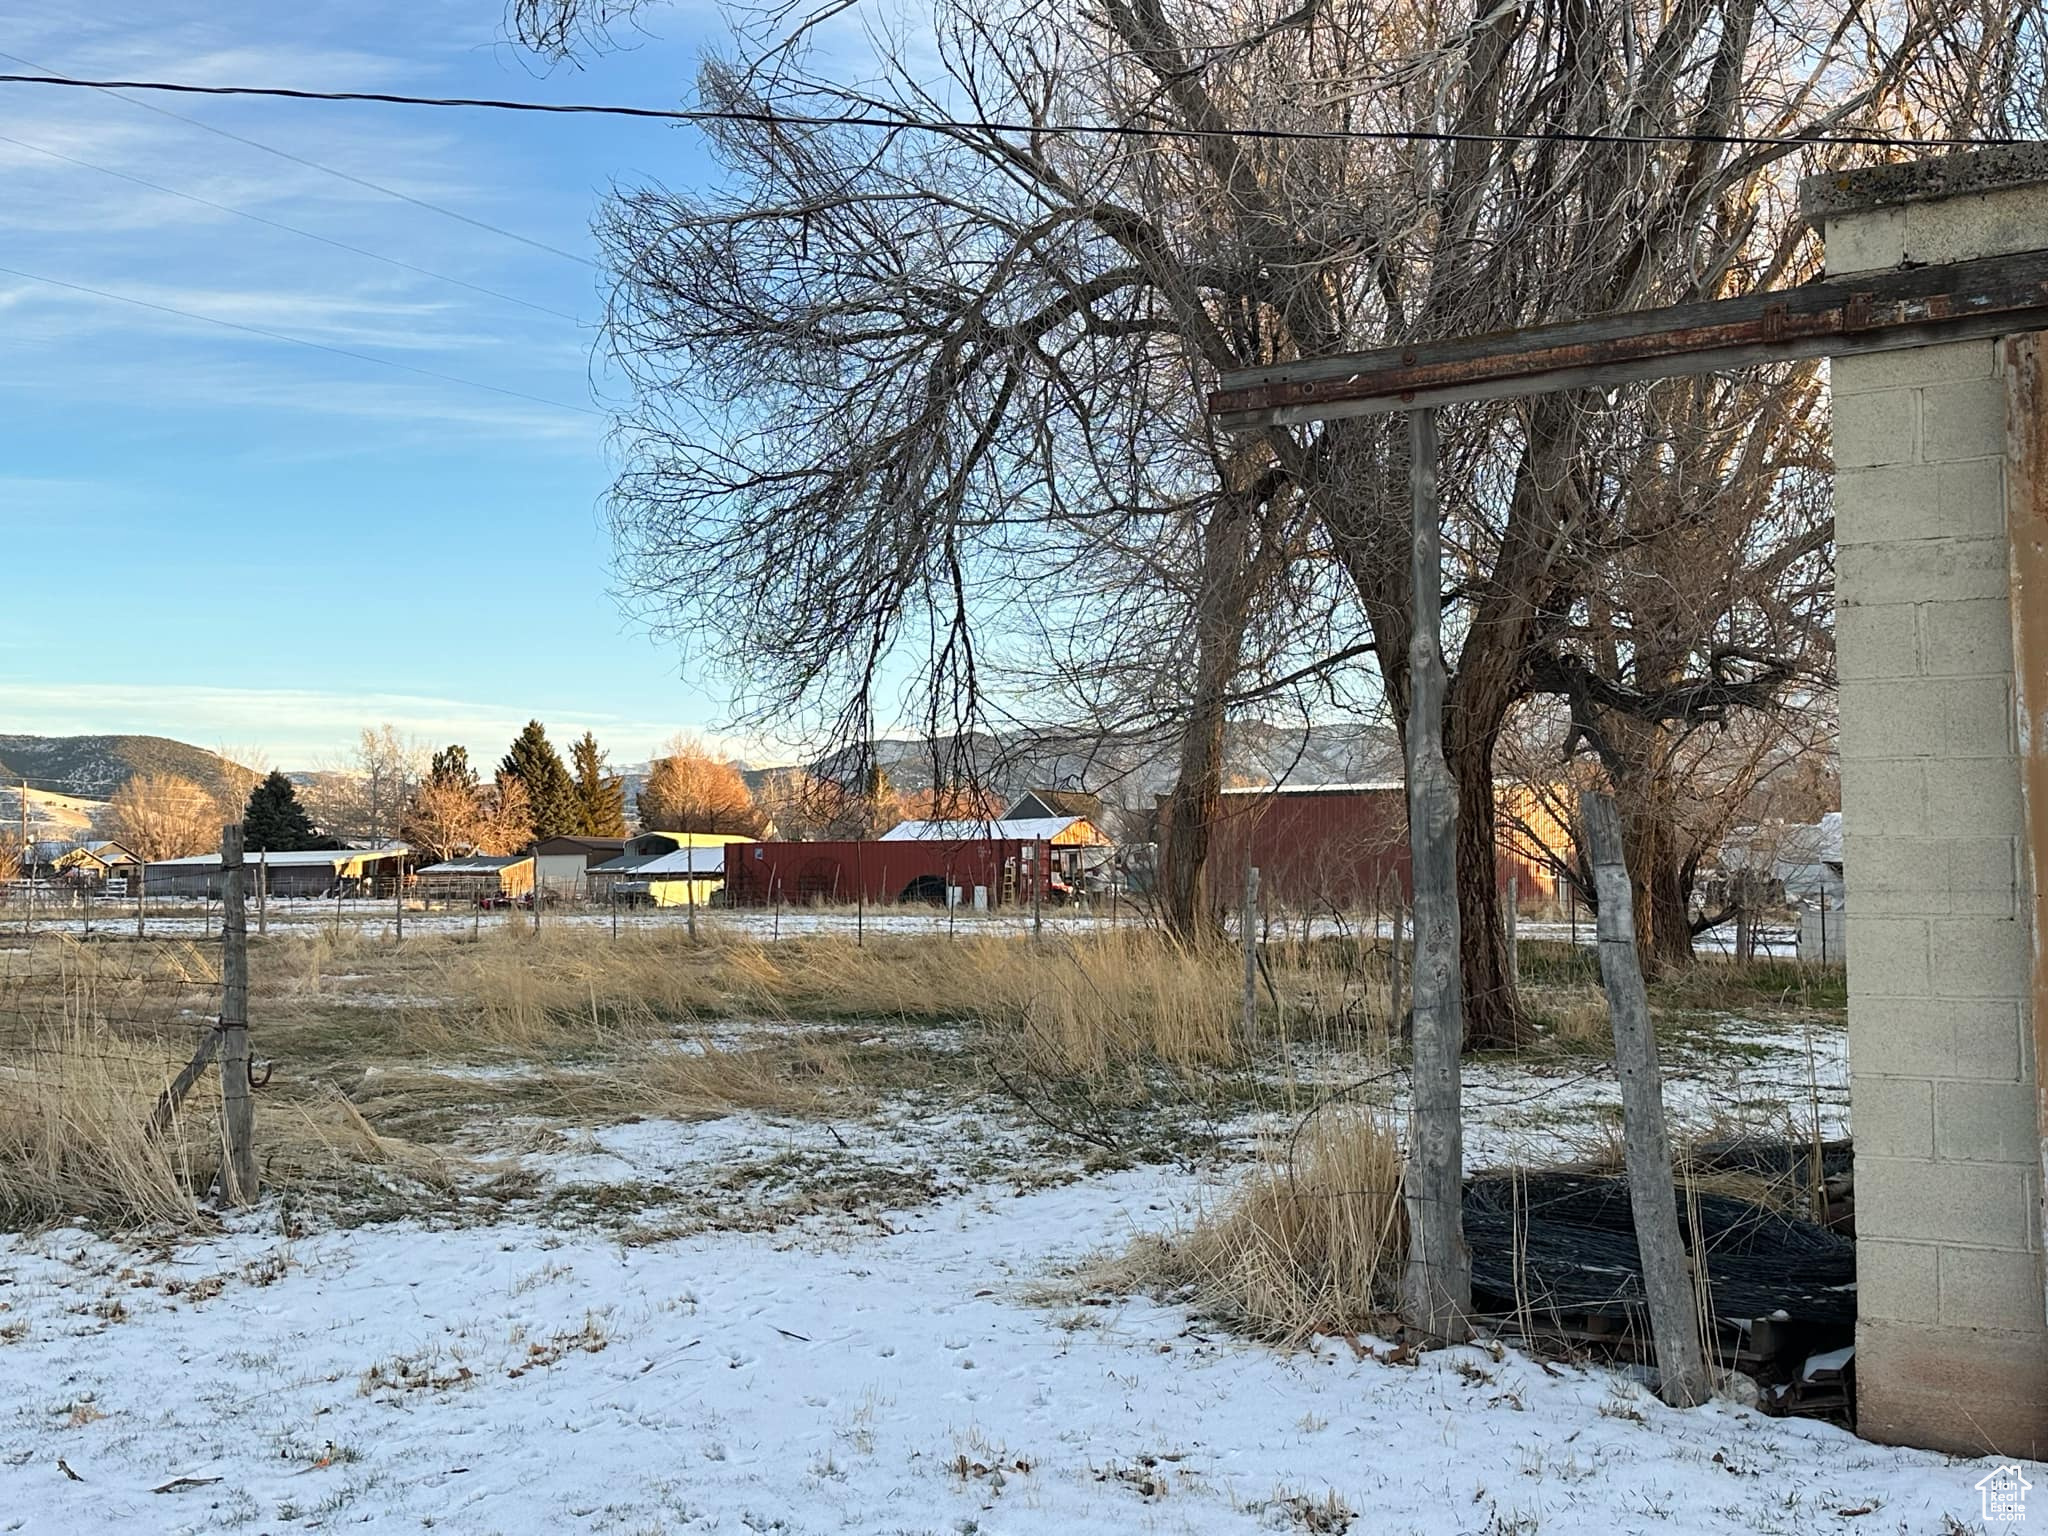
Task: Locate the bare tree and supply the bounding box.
[301,724,426,845]
[478,774,536,857]
[517,0,2042,1042]
[638,736,768,835]
[100,773,222,862]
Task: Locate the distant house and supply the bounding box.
[51,840,140,886]
[1714,812,1845,908]
[416,854,534,904]
[146,846,407,898]
[531,836,629,896]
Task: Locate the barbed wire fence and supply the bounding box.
[0,824,258,1228]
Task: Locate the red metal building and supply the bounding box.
[722,838,1054,908]
[1187,784,1557,912]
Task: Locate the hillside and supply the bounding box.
[0,734,251,801]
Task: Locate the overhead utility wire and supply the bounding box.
[0,52,598,269]
[0,263,604,418]
[0,132,585,323]
[0,69,2032,149]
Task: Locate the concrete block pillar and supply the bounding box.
[1802,150,2048,1456]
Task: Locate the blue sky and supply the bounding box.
[0,0,770,769]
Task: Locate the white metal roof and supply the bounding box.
[621,847,729,877]
[150,847,407,869]
[880,816,1089,842]
[1219,781,1405,795]
[416,855,528,874]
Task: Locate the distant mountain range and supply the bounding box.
[0,734,251,802]
[753,721,1401,818]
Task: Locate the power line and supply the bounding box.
[0,67,2034,150]
[0,52,599,269]
[0,130,587,323]
[0,262,605,418]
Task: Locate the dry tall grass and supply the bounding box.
[0,1022,208,1227]
[416,926,1301,1082]
[1120,1110,1407,1342]
[0,922,1400,1231]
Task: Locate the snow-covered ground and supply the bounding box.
[14,898,1802,956]
[0,1140,2013,1536]
[0,939,1973,1534]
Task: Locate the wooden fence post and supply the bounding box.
[257,850,268,938]
[1401,406,1471,1342]
[1505,872,1519,986]
[1581,790,1710,1407]
[1241,864,1260,1039]
[217,823,257,1206]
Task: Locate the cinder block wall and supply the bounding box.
[1810,153,2048,1455]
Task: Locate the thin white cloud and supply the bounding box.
[0,680,755,769]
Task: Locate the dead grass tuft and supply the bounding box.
[0,1022,205,1229]
[1116,1110,1406,1343]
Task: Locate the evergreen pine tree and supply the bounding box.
[569,731,628,837]
[428,744,479,795]
[499,721,578,843]
[243,770,319,852]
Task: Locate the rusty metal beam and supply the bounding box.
[1211,247,2048,428]
[2002,333,2048,1304]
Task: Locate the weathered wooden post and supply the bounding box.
[217,823,256,1205]
[136,858,145,939]
[1505,872,1519,986]
[1240,863,1260,1039]
[394,855,404,942]
[1401,407,1471,1341]
[1581,790,1709,1407]
[257,850,268,938]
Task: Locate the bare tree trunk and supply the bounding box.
[1646,838,1698,968]
[1161,500,1255,942]
[1401,409,1471,1341]
[1446,728,1529,1050]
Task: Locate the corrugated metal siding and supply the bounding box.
[723,839,1051,907]
[1190,787,1558,912]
